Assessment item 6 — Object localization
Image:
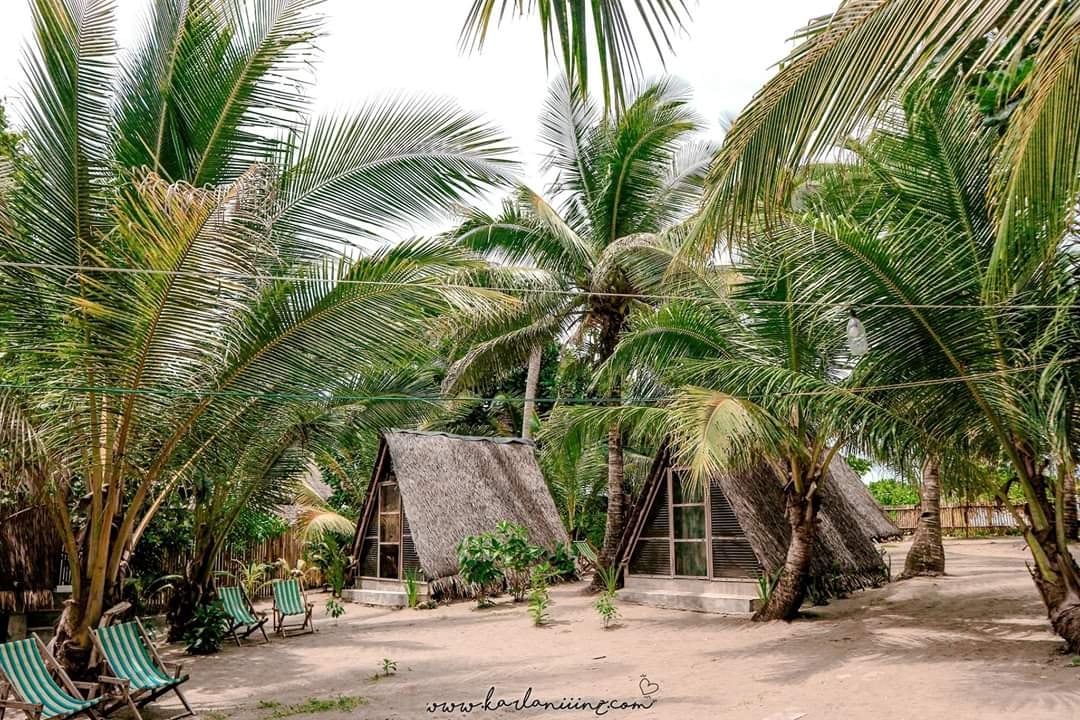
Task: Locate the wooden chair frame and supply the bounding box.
[271,580,316,638]
[0,634,101,720]
[91,619,194,720]
[222,587,270,646]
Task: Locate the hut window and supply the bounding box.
[377,481,403,579]
[671,470,707,577]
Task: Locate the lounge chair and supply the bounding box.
[270,579,315,637]
[218,586,270,646]
[0,635,102,720]
[90,620,194,720]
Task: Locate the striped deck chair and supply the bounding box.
[0,635,102,720]
[270,579,314,637]
[219,586,269,646]
[90,620,193,720]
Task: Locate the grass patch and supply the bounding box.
[259,696,366,719]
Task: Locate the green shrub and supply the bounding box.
[307,535,348,597]
[527,562,555,626]
[183,601,231,655]
[867,478,920,506]
[403,568,421,608]
[457,533,502,607]
[494,521,545,601]
[325,597,346,619]
[594,591,619,628]
[548,542,577,579]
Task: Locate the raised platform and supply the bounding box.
[620,575,760,615]
[342,577,430,608]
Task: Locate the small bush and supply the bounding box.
[495,521,545,601]
[595,591,619,628]
[457,534,502,607]
[183,601,231,655]
[380,658,397,676]
[403,568,421,608]
[325,597,346,619]
[527,562,555,626]
[548,542,577,579]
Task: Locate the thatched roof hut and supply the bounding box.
[347,431,568,603]
[0,506,61,613]
[614,443,891,612]
[825,459,901,540]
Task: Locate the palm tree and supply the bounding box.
[459,0,694,112]
[444,76,714,575]
[764,82,1080,647]
[166,366,441,638]
[556,231,918,619]
[699,0,1079,241]
[0,0,514,672]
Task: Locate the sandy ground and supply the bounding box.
[151,539,1080,720]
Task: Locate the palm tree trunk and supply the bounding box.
[901,456,945,578]
[593,424,625,590]
[522,345,542,440]
[167,525,218,641]
[1064,464,1078,542]
[753,485,819,621]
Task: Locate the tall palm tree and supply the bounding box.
[555,231,918,619]
[459,0,694,112]
[444,76,715,574]
[767,82,1080,647]
[0,0,514,671]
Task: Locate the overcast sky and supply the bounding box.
[0,0,836,192]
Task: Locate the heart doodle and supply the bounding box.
[638,675,660,697]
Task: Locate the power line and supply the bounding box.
[0,359,1072,405]
[0,259,1074,311]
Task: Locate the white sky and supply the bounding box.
[0,0,836,192]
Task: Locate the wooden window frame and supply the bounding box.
[376,481,404,580]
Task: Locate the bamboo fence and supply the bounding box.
[882,503,1022,535]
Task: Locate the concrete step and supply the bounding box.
[342,588,413,608]
[618,587,759,615]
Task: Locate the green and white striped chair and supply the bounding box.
[218,586,269,646]
[90,620,193,720]
[270,579,314,637]
[0,635,102,720]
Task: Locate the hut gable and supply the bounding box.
[352,431,569,594]
[617,443,891,603]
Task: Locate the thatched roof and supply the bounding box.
[617,444,890,602]
[827,460,901,540]
[0,506,61,612]
[358,431,569,595]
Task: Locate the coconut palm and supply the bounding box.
[764,82,1080,647]
[699,0,1079,242]
[165,365,442,638]
[551,230,921,619]
[444,76,715,574]
[459,0,693,112]
[0,0,514,671]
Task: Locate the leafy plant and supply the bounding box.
[325,597,346,620]
[494,521,545,601]
[121,573,182,615]
[183,601,231,655]
[527,562,555,626]
[230,561,274,600]
[756,570,782,606]
[380,658,397,677]
[457,533,503,607]
[594,591,620,629]
[277,557,321,588]
[307,534,349,597]
[548,542,578,580]
[403,568,421,609]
